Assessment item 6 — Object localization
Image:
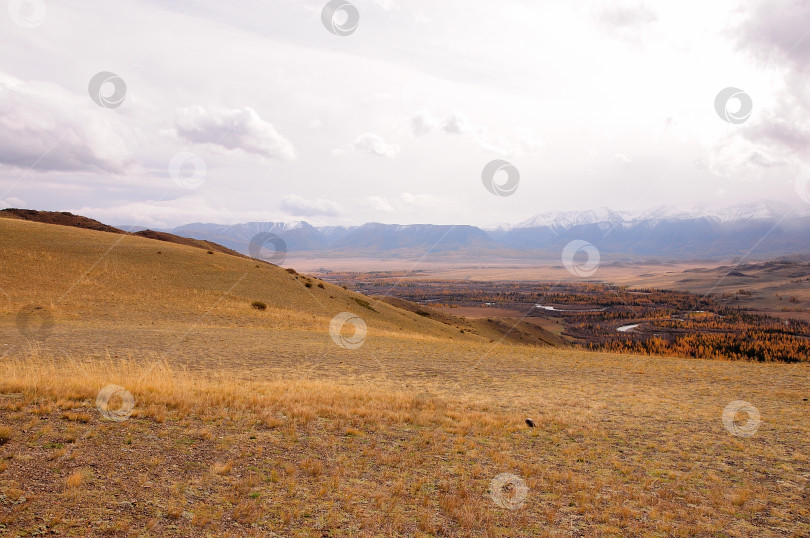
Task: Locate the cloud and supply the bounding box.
[409,111,439,136]
[413,9,431,23]
[407,111,471,136]
[351,133,401,158]
[743,117,810,157]
[280,194,343,217]
[399,192,443,209]
[738,0,810,73]
[442,112,472,135]
[593,3,657,45]
[0,73,131,173]
[747,151,783,168]
[362,193,446,214]
[371,0,397,10]
[406,110,540,156]
[0,197,26,208]
[365,195,395,213]
[73,196,232,229]
[174,105,297,161]
[73,195,289,229]
[736,1,810,162]
[596,4,657,29]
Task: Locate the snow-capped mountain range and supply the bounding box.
[120,201,810,261]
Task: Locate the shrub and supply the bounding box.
[0,426,11,446]
[415,310,430,317]
[207,251,214,255]
[304,282,313,288]
[251,301,267,311]
[353,297,377,312]
[286,268,297,275]
[317,283,325,289]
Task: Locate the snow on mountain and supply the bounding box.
[703,200,796,223]
[516,208,624,229]
[513,200,807,230]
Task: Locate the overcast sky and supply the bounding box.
[0,0,808,228]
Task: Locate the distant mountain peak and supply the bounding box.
[703,200,796,223]
[516,207,624,229]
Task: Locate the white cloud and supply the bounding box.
[442,112,472,135]
[0,73,132,173]
[596,4,657,29]
[372,0,397,10]
[351,133,401,158]
[280,194,343,217]
[174,105,297,161]
[409,111,439,136]
[413,9,431,23]
[365,195,395,213]
[406,111,539,156]
[73,196,230,229]
[362,193,448,215]
[735,1,810,165]
[0,197,26,208]
[399,192,443,208]
[73,195,289,229]
[406,111,473,137]
[738,0,810,74]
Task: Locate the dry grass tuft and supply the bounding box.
[61,412,91,423]
[211,461,233,476]
[65,471,83,488]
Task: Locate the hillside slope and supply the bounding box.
[377,296,566,347]
[0,217,548,348]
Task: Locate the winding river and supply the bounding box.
[534,304,607,313]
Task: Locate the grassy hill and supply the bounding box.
[0,216,560,348]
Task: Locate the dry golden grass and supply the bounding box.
[65,471,83,489]
[0,352,808,536]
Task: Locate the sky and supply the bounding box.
[0,0,809,228]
